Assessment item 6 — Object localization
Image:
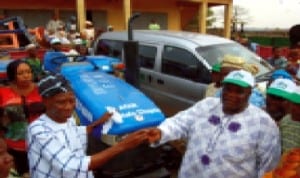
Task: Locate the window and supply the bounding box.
[162,46,211,83]
[95,39,123,59]
[138,45,157,69]
[196,43,270,76]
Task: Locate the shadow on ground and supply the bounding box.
[87,135,183,178]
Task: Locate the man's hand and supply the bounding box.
[89,130,148,170]
[118,130,148,150]
[144,128,162,144]
[100,112,113,123]
[87,112,113,134]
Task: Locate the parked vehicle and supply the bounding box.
[92,30,273,116]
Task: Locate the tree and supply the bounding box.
[231,5,252,33]
[206,8,216,28]
[212,5,252,32]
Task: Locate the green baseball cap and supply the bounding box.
[267,78,296,100]
[212,63,221,72]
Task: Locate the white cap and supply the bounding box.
[73,38,82,45]
[50,38,61,45]
[267,78,296,100]
[222,70,255,88]
[70,24,76,30]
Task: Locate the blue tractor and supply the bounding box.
[43,52,179,177]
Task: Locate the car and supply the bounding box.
[92,30,273,116]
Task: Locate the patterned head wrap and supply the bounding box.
[38,74,73,98]
[242,63,259,75]
[221,55,245,69]
[221,55,259,75]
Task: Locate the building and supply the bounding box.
[0,0,232,38]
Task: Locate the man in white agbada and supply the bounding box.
[46,13,65,34]
[27,74,147,178]
[144,70,281,178]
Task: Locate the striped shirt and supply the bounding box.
[157,97,280,178]
[27,114,93,178]
[279,114,300,153]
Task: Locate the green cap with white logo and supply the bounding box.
[267,78,296,100]
[222,70,254,88]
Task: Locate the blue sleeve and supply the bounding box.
[249,88,266,108]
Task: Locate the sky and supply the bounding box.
[214,0,300,29]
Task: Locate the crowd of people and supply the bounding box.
[0,20,300,178]
[43,13,99,49]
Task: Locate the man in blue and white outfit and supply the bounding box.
[145,70,281,178]
[27,74,147,178]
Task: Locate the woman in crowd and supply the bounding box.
[0,60,45,176]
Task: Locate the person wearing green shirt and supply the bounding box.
[24,44,43,82]
[148,19,160,30]
[279,85,300,153]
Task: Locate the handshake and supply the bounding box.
[93,110,163,150]
[117,128,162,150]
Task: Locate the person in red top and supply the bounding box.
[0,60,45,176]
